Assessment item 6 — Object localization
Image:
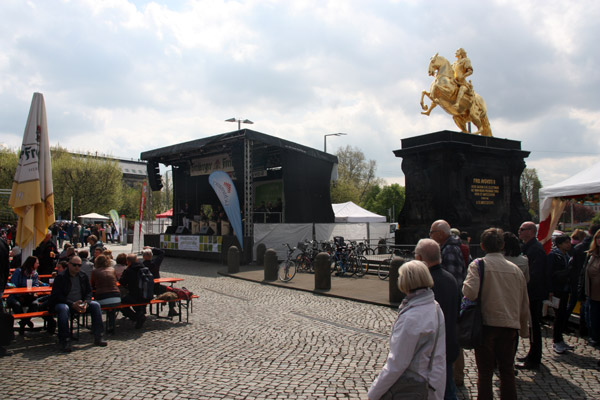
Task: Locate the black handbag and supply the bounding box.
[380,305,441,400]
[458,258,485,350]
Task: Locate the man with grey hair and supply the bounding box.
[516,221,550,370]
[430,219,466,388]
[430,220,466,287]
[415,238,460,400]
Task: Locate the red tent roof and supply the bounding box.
[156,208,173,218]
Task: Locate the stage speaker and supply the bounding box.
[165,226,177,234]
[147,161,163,191]
[199,226,209,235]
[175,226,190,234]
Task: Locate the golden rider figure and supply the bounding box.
[452,48,473,109]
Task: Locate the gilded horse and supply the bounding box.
[420,53,492,137]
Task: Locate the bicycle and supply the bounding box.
[377,247,415,280]
[295,240,315,273]
[278,243,298,282]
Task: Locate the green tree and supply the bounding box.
[119,182,164,221]
[330,180,360,204]
[331,145,384,203]
[0,148,18,189]
[51,148,123,218]
[521,168,542,219]
[362,184,382,211]
[369,184,405,221]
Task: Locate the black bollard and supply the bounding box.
[256,243,267,266]
[389,257,406,304]
[227,246,240,274]
[264,249,278,281]
[314,252,331,291]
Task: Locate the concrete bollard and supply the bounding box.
[378,239,387,255]
[256,243,267,266]
[227,246,240,274]
[264,249,278,281]
[314,252,331,291]
[389,257,406,304]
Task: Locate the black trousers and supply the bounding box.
[526,299,543,364]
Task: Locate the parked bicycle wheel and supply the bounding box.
[363,246,375,256]
[378,258,390,280]
[278,260,297,282]
[355,255,367,277]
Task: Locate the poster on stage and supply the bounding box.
[160,234,222,252]
[178,235,199,251]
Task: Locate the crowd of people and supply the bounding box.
[368,219,600,400]
[3,217,600,397]
[0,225,173,355]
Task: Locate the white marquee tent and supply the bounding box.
[538,160,600,249]
[332,201,386,223]
[77,212,110,221]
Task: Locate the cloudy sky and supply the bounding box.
[1,0,600,188]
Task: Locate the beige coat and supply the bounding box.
[463,253,530,338]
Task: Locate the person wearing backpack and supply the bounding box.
[119,254,152,329]
[142,247,178,317]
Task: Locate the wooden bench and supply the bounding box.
[10,294,197,336]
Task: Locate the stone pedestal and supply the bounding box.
[394,130,530,245]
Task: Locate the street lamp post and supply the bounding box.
[225,118,254,130]
[324,132,347,153]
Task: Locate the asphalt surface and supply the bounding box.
[1,244,599,399]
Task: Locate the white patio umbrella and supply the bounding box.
[8,93,56,259]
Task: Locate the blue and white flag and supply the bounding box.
[208,171,244,249]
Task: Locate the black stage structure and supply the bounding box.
[141,129,337,262]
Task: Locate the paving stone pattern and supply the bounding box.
[2,253,600,399]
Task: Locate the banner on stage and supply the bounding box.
[209,170,244,249]
[190,154,234,176]
[160,234,222,253]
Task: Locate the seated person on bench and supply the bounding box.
[48,256,107,352]
[142,247,178,317]
[119,254,148,329]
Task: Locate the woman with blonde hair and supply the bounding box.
[368,260,446,400]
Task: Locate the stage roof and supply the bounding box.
[140,129,337,165]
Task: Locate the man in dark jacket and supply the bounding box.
[548,235,573,354]
[48,256,106,352]
[430,219,466,386]
[142,246,177,317]
[516,221,551,370]
[415,239,460,399]
[34,231,58,276]
[119,254,148,329]
[415,238,460,400]
[430,220,466,287]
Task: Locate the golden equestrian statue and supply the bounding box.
[420,49,492,137]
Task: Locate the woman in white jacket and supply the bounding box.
[368,260,446,400]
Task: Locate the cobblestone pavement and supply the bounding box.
[2,252,600,399]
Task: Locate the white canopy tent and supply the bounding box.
[538,160,600,249]
[332,201,387,223]
[77,212,110,220]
